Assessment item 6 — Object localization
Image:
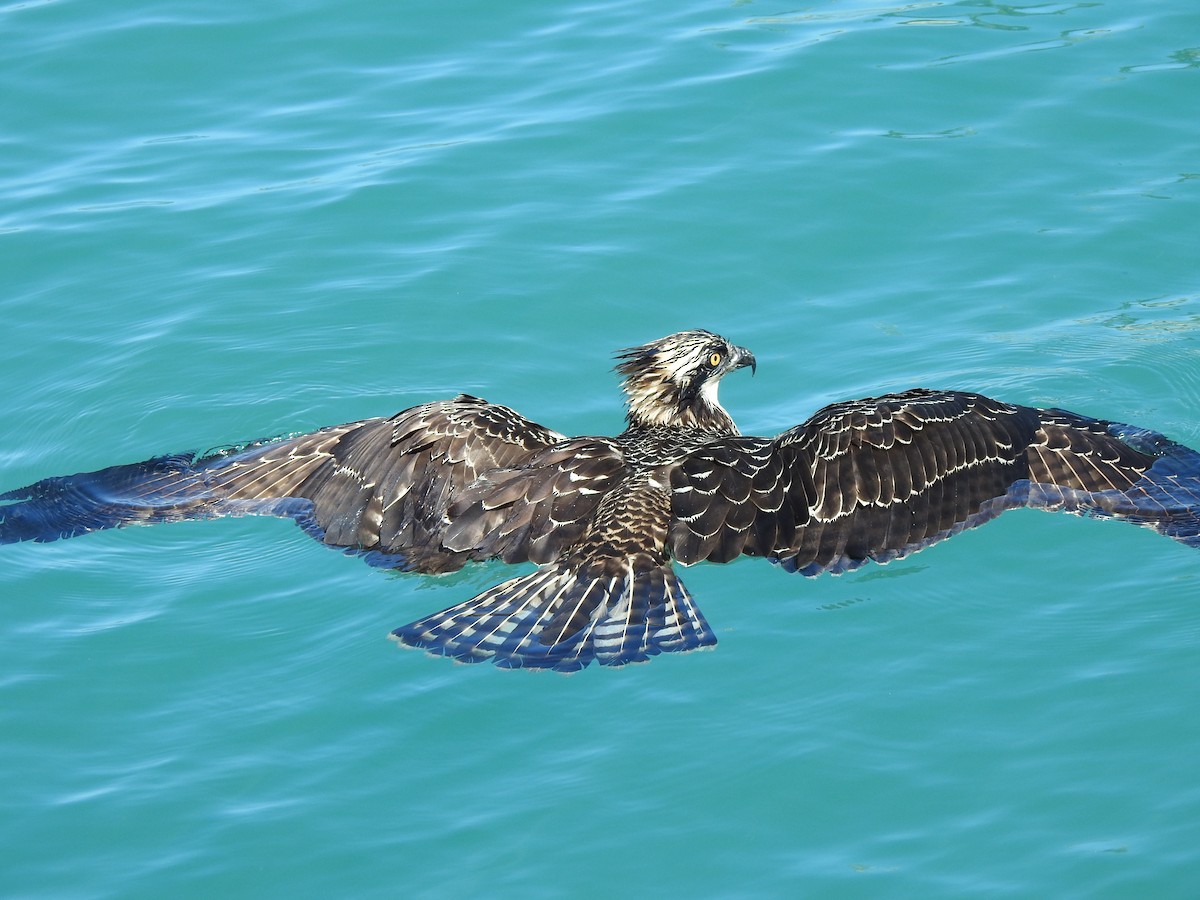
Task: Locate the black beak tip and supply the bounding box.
[739,349,757,376]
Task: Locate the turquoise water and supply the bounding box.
[3,0,1200,895]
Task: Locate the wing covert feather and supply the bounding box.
[207,394,575,571]
[441,437,627,564]
[668,389,1104,575]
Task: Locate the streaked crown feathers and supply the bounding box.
[614,330,756,432]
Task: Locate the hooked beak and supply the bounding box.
[733,345,756,376]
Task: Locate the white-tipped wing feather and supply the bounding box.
[667,389,1200,576]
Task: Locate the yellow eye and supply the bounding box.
[709,352,723,367]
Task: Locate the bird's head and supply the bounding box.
[614,330,756,432]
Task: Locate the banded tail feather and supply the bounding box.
[390,554,716,672]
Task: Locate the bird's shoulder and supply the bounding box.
[774,388,1027,457]
[387,393,568,452]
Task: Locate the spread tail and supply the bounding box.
[391,555,717,672]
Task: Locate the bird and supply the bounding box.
[2,329,1199,672]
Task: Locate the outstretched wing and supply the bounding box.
[0,394,624,574]
[667,388,1200,575]
[206,394,590,572]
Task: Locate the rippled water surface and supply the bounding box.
[3,1,1199,896]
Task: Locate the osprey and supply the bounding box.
[3,330,1199,671]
